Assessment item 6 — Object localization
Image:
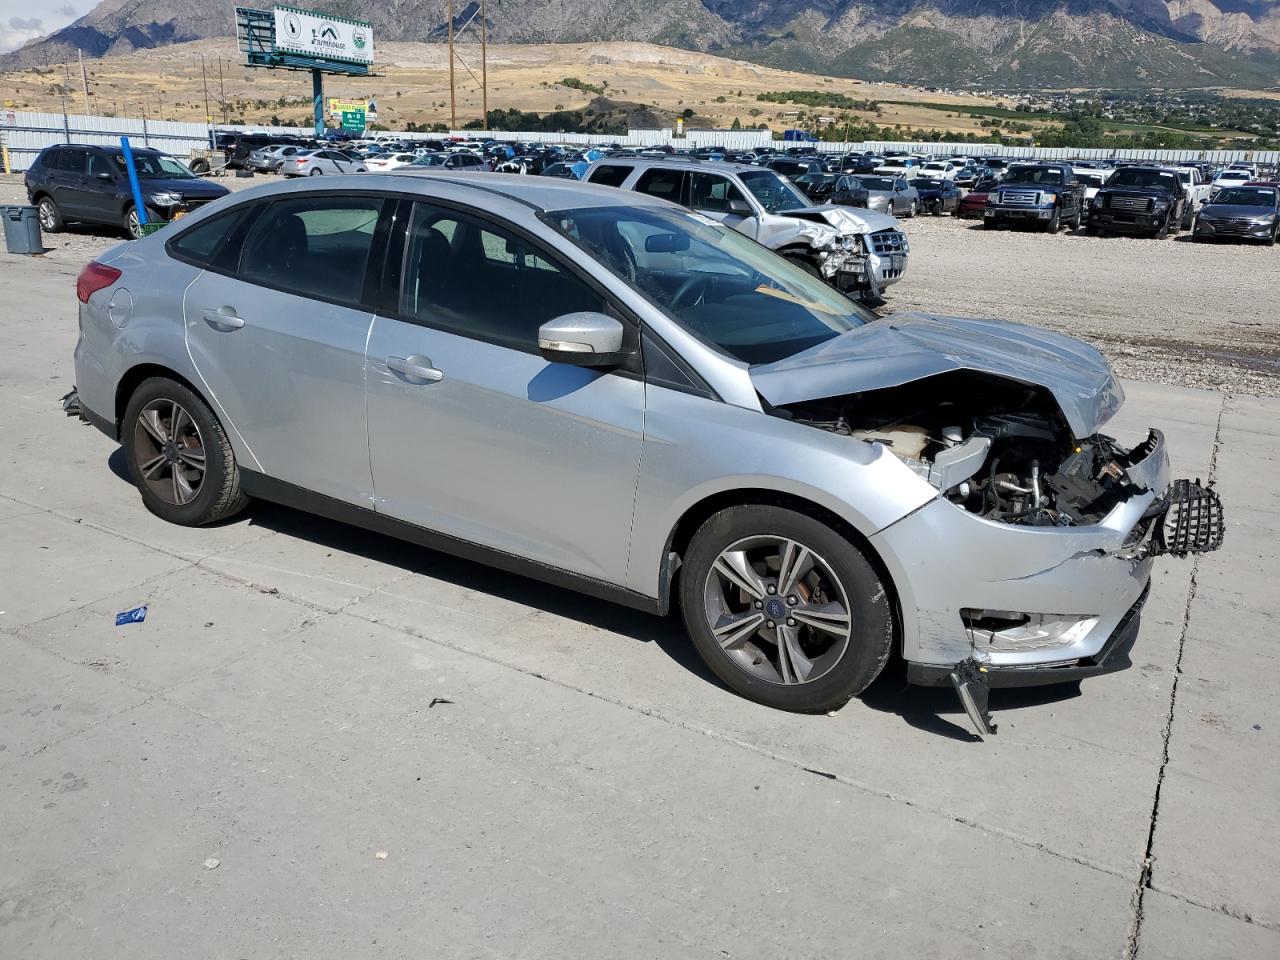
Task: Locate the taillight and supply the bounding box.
[76,261,122,304]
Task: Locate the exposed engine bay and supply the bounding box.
[774,371,1152,527]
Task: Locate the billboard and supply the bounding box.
[273,5,374,66]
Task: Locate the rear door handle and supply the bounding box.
[202,306,245,331]
[386,355,443,383]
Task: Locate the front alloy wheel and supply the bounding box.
[681,505,894,713]
[704,536,852,686]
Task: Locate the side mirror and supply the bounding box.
[727,197,752,216]
[95,172,113,181]
[537,312,625,367]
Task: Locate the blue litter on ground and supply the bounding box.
[115,605,147,626]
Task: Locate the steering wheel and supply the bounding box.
[670,273,714,309]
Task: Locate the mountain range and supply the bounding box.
[4,0,1280,88]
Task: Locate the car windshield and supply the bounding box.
[1005,166,1065,185]
[858,177,895,191]
[1078,174,1105,187]
[1108,169,1178,190]
[413,154,447,165]
[923,163,948,170]
[909,179,935,190]
[737,170,810,213]
[1211,187,1277,207]
[112,153,194,179]
[546,204,874,365]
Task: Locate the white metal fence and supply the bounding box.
[3,109,1278,171]
[1,110,215,171]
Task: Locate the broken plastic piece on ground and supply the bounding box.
[375,851,388,859]
[950,658,997,738]
[203,857,219,870]
[60,387,81,416]
[1152,478,1225,556]
[115,605,147,626]
[428,698,454,708]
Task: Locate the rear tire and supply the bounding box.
[36,196,64,233]
[122,377,248,526]
[309,168,324,176]
[680,505,894,713]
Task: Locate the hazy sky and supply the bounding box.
[0,0,85,53]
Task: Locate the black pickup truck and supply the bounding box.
[983,163,1086,233]
[1087,166,1186,239]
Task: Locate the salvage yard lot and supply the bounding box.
[1,177,1279,958]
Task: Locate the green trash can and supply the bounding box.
[2,205,43,255]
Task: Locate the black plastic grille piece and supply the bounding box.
[1154,478,1225,556]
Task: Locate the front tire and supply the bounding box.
[1044,209,1061,234]
[679,505,894,713]
[906,200,918,218]
[122,377,248,526]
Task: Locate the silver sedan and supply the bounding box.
[855,175,920,217]
[279,148,367,177]
[69,173,1221,732]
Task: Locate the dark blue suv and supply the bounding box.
[25,144,230,239]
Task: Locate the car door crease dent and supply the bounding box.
[182,267,263,472]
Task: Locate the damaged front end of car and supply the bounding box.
[752,313,1225,736]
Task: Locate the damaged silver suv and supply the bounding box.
[71,173,1222,734]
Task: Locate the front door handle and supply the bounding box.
[202,306,245,331]
[386,355,443,383]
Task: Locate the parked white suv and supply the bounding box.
[585,158,908,301]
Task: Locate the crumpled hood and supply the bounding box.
[780,204,898,235]
[750,312,1124,439]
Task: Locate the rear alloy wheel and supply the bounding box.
[123,377,248,526]
[681,505,894,713]
[37,196,64,232]
[309,168,324,176]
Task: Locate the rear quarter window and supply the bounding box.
[167,206,253,268]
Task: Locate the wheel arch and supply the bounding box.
[114,363,207,441]
[659,487,903,657]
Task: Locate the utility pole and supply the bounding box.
[201,55,212,124]
[447,0,456,131]
[217,58,227,123]
[78,49,90,112]
[480,0,488,130]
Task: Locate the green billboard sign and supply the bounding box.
[340,109,365,132]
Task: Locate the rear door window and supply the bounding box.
[236,196,384,308]
[58,149,88,174]
[634,168,686,205]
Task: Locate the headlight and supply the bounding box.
[150,192,183,207]
[1042,193,1056,205]
[1153,199,1170,211]
[841,234,860,251]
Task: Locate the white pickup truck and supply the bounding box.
[1175,166,1212,225]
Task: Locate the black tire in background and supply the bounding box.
[122,377,249,526]
[679,504,895,714]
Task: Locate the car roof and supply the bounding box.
[378,170,677,211]
[587,156,768,177]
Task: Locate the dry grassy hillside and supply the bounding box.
[0,38,1008,135]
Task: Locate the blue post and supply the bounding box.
[120,136,148,229]
[313,69,324,139]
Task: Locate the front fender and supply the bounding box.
[626,384,938,598]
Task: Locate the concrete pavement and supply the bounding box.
[1,251,1277,958]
